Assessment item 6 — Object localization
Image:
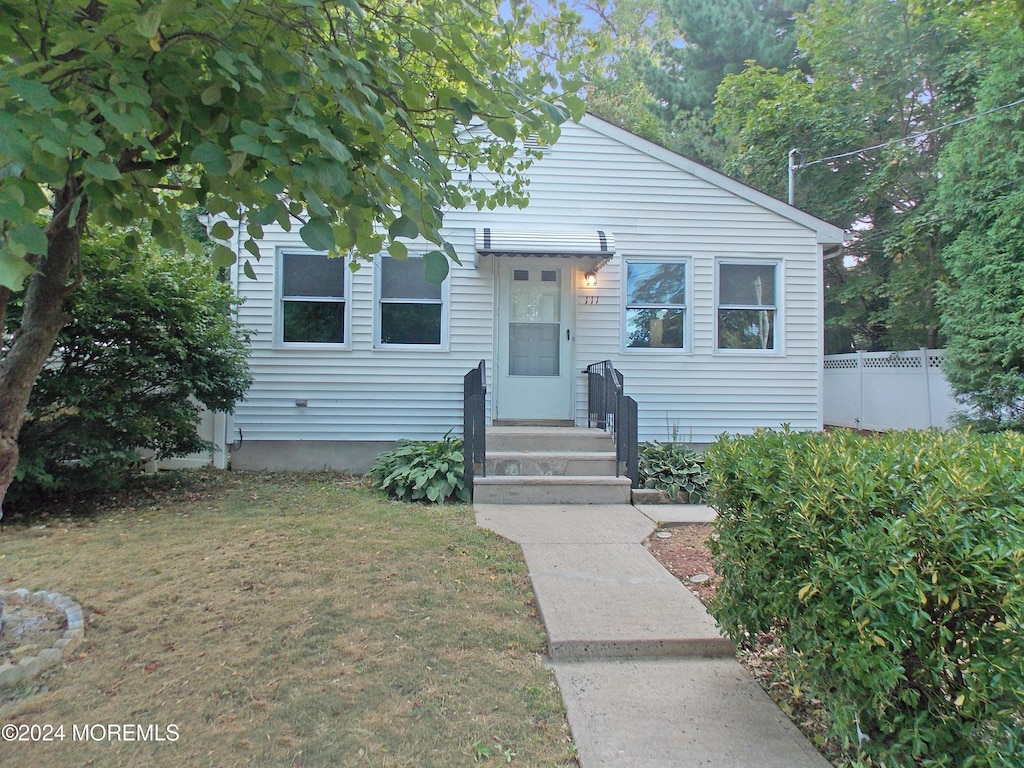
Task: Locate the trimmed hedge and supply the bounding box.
[707,428,1024,767]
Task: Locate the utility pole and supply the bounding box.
[788,148,799,206]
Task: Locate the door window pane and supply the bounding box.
[509,323,560,375]
[507,267,562,376]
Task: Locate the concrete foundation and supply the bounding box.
[229,440,395,473]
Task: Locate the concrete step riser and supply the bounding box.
[487,436,614,453]
[486,428,614,454]
[473,479,632,505]
[486,455,618,477]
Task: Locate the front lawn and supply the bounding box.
[0,472,574,767]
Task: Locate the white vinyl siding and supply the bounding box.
[231,228,488,442]
[231,116,841,450]
[445,118,828,443]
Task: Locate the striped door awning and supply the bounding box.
[475,228,615,257]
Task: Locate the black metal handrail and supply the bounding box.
[586,360,639,487]
[463,360,487,496]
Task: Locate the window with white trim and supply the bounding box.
[624,259,688,349]
[717,261,778,351]
[377,256,445,346]
[279,251,347,345]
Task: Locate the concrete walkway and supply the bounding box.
[475,503,832,768]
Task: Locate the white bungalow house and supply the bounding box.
[220,114,845,472]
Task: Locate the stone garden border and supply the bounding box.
[0,589,84,687]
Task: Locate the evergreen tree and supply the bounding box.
[933,26,1024,429]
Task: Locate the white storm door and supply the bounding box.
[496,258,574,420]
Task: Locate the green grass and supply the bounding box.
[0,471,575,767]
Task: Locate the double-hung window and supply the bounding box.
[378,256,445,346]
[279,252,347,345]
[624,259,688,349]
[717,261,778,351]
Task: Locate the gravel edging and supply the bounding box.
[0,589,85,687]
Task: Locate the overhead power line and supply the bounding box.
[800,96,1024,168]
[787,96,1024,205]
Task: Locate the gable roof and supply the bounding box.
[579,114,847,248]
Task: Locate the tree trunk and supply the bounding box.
[0,184,87,516]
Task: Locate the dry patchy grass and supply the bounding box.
[0,471,574,768]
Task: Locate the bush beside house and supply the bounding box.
[707,428,1024,766]
[4,227,252,512]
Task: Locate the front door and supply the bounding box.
[495,258,574,421]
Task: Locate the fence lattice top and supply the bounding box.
[824,350,945,371]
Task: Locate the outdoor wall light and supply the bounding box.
[584,271,598,288]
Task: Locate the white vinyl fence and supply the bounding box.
[824,349,962,431]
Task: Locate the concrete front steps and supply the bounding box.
[473,426,633,504]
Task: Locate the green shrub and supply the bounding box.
[707,428,1024,767]
[638,441,710,503]
[5,224,251,512]
[369,434,469,503]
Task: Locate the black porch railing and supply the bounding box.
[463,360,487,496]
[586,360,639,488]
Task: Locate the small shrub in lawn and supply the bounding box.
[639,441,710,503]
[369,434,469,503]
[706,428,1024,767]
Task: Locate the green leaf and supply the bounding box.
[388,215,419,240]
[387,240,408,259]
[422,250,449,285]
[242,260,257,280]
[299,219,335,251]
[67,196,83,229]
[200,84,222,106]
[70,131,105,155]
[487,118,518,143]
[229,135,263,158]
[189,142,230,176]
[83,159,123,181]
[0,249,37,290]
[9,223,47,255]
[409,27,436,52]
[450,98,474,125]
[210,221,234,241]
[561,94,586,122]
[9,77,59,109]
[211,244,237,268]
[136,8,162,39]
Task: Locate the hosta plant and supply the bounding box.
[638,441,710,503]
[369,434,469,504]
